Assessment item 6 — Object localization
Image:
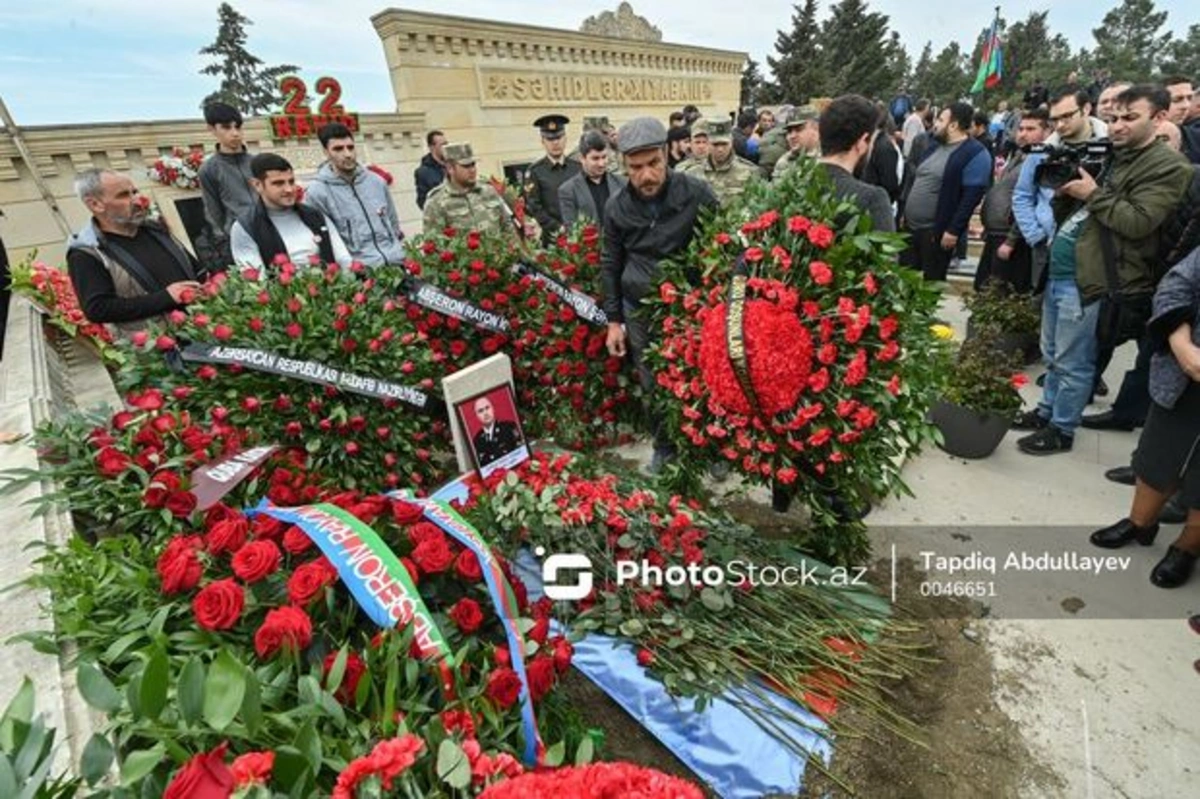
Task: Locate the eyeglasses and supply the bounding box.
[1049,107,1083,124]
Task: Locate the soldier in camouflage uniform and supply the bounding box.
[677,119,758,204]
[422,143,535,243]
[773,106,822,180]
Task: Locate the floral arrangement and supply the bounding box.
[939,326,1027,417]
[149,147,206,190]
[648,161,945,562]
[16,403,586,798]
[470,451,919,769]
[964,281,1040,337]
[8,257,121,362]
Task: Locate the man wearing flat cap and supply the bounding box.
[773,105,822,179]
[678,118,759,204]
[423,142,531,243]
[601,116,718,474]
[523,114,581,243]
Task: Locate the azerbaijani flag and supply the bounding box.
[970,12,1004,94]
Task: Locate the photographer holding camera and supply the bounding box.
[1013,85,1190,455]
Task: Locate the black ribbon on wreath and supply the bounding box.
[724,251,762,418]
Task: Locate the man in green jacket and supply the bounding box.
[1014,84,1191,455]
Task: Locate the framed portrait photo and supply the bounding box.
[453,382,530,479]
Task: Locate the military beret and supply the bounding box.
[618,116,668,154]
[443,142,476,165]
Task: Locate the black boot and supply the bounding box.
[1089,518,1159,549]
[1159,493,1187,524]
[1150,546,1198,588]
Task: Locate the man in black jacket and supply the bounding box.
[602,117,718,472]
[414,130,447,209]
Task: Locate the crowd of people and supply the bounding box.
[54,68,1200,589]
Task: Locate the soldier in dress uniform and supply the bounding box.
[677,118,759,204]
[523,114,581,243]
[423,142,538,244]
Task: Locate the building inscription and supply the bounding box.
[478,69,715,107]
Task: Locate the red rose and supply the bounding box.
[164,742,234,799]
[287,560,337,605]
[526,656,557,701]
[230,751,274,787]
[155,335,177,351]
[95,446,131,477]
[192,579,245,631]
[286,323,303,338]
[212,324,233,341]
[254,606,313,659]
[130,330,149,347]
[552,636,574,674]
[454,550,483,582]
[232,540,282,584]
[252,514,287,542]
[391,499,425,526]
[283,525,314,554]
[401,557,420,584]
[407,521,443,546]
[636,648,656,667]
[322,651,367,704]
[166,491,198,519]
[485,667,523,709]
[527,616,550,646]
[411,537,454,574]
[144,471,181,508]
[157,536,204,595]
[449,598,484,635]
[205,517,250,556]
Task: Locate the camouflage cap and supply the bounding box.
[786,105,819,128]
[582,115,612,132]
[704,118,733,143]
[690,119,710,139]
[443,142,476,165]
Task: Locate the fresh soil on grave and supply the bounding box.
[560,482,1059,797]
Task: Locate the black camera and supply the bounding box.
[1025,140,1113,190]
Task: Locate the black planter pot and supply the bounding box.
[930,400,1011,459]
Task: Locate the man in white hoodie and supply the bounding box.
[305,123,407,267]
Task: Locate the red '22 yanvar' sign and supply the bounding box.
[270,76,360,139]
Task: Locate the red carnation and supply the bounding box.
[254,606,313,659]
[449,597,485,635]
[807,224,835,248]
[286,323,303,338]
[192,579,245,631]
[163,742,234,799]
[637,648,657,667]
[230,751,274,787]
[485,667,523,709]
[809,261,834,285]
[232,540,282,584]
[212,324,233,341]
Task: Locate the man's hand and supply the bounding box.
[997,242,1014,261]
[940,232,958,250]
[606,322,627,358]
[1170,326,1200,381]
[166,281,203,304]
[1058,167,1098,201]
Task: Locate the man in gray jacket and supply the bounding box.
[305,123,407,267]
[198,103,255,264]
[558,130,626,228]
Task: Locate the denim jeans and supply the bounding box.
[1036,279,1101,435]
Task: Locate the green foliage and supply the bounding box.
[941,333,1024,417]
[740,58,768,108]
[199,2,300,114]
[0,679,81,798]
[766,0,827,102]
[963,282,1041,337]
[1091,0,1173,82]
[1163,24,1200,79]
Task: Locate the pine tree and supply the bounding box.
[1002,11,1073,93]
[921,42,970,104]
[1091,0,1173,81]
[820,0,901,99]
[911,42,934,100]
[741,58,767,108]
[1163,24,1200,79]
[199,3,300,115]
[887,32,912,94]
[767,0,825,102]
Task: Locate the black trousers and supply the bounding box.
[903,227,953,281]
[974,233,1033,294]
[623,300,673,455]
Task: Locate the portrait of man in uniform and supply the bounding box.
[455,384,529,477]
